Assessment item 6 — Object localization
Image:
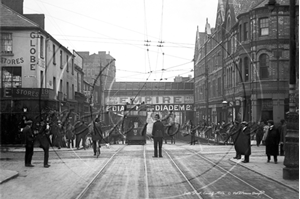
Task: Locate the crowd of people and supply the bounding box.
[182,118,287,164]
[19,115,91,168]
[19,112,288,166]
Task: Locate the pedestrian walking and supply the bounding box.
[51,120,62,149]
[66,121,75,148]
[188,120,196,145]
[278,119,287,156]
[36,120,51,168]
[265,120,280,164]
[23,120,35,167]
[152,114,164,158]
[256,121,265,147]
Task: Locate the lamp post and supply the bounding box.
[283,0,298,180]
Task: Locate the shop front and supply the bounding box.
[0,88,58,144]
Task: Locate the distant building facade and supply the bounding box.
[103,81,194,133]
[77,51,116,114]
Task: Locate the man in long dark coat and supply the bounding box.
[152,114,165,158]
[23,120,35,167]
[265,120,280,163]
[35,120,51,168]
[230,121,251,163]
[229,120,242,159]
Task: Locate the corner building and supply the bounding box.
[194,0,298,124]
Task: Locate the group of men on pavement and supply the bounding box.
[20,115,80,168]
[229,119,285,164]
[22,119,51,168]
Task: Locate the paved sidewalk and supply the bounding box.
[230,155,299,191]
[0,146,80,184]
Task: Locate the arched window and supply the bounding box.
[227,16,231,32]
[259,54,269,79]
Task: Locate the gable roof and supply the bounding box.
[229,0,264,20]
[0,3,39,28]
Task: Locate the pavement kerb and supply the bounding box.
[0,169,19,184]
[229,158,299,193]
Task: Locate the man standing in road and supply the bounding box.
[152,114,164,158]
[23,120,35,167]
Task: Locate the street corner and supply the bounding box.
[0,169,19,184]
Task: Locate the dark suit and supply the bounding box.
[230,124,242,159]
[36,123,51,166]
[265,126,280,163]
[24,125,35,166]
[237,126,251,162]
[152,120,164,157]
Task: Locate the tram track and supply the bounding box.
[163,144,275,199]
[164,149,203,199]
[175,142,299,195]
[75,145,126,199]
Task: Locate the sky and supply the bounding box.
[24,0,219,82]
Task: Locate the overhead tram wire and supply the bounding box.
[157,0,165,81]
[115,60,193,80]
[25,7,193,63]
[144,0,152,76]
[32,0,194,50]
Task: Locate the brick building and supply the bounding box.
[194,0,298,124]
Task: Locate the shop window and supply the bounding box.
[2,67,22,88]
[1,33,13,54]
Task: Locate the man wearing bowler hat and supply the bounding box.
[152,114,165,158]
[229,121,251,163]
[23,120,35,167]
[265,120,280,164]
